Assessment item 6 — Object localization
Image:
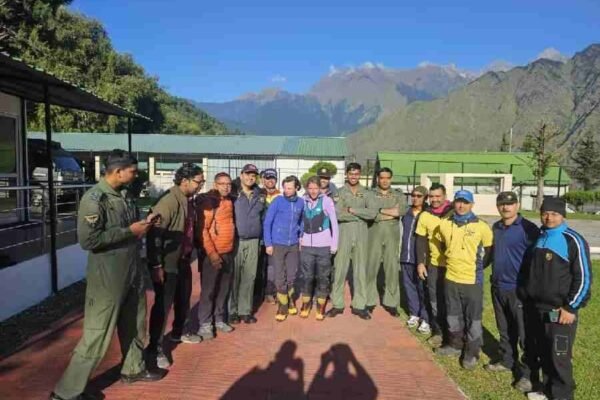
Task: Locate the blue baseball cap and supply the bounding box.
[454,190,474,203]
[263,168,277,179]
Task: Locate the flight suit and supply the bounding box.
[54,179,146,399]
[366,188,405,309]
[331,184,378,310]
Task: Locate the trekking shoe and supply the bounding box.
[300,301,312,318]
[276,302,288,322]
[215,321,234,333]
[156,350,171,369]
[461,356,478,370]
[326,307,344,318]
[180,332,202,344]
[168,333,182,343]
[315,298,327,321]
[229,313,240,325]
[351,308,372,320]
[406,315,420,328]
[435,345,461,357]
[240,315,257,324]
[288,301,298,316]
[121,369,167,384]
[484,362,511,373]
[417,321,432,335]
[427,334,443,347]
[514,377,533,393]
[197,324,215,340]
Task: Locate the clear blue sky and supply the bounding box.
[71,0,600,102]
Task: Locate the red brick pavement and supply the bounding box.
[0,263,465,400]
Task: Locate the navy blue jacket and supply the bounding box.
[400,207,420,264]
[234,187,266,240]
[263,195,304,247]
[522,222,592,313]
[492,215,539,291]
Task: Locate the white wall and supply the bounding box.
[0,244,87,321]
[275,158,346,188]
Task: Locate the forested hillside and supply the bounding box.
[0,0,229,134]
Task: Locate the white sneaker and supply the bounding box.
[406,315,420,328]
[417,320,431,335]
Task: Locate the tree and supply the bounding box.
[300,161,338,185]
[570,132,600,190]
[521,121,562,209]
[500,132,510,152]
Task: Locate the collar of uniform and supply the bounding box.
[344,183,365,193]
[494,214,523,229]
[375,188,393,196]
[98,178,123,197]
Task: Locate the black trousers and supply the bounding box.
[300,246,332,299]
[197,252,234,326]
[148,260,192,351]
[425,265,447,336]
[445,280,483,359]
[491,287,530,378]
[272,244,300,294]
[525,304,578,399]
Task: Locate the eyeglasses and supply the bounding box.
[411,194,424,198]
[191,179,205,185]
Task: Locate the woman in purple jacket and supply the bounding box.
[299,176,339,321]
[263,175,304,322]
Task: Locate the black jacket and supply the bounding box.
[521,223,592,313]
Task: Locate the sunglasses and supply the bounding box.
[411,193,424,198]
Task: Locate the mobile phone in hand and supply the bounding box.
[146,213,161,224]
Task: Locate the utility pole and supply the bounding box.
[509,127,513,153]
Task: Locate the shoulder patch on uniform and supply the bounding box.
[84,214,99,225]
[89,191,102,202]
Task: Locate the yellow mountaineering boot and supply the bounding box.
[275,293,288,322]
[315,298,327,321]
[300,295,312,318]
[287,288,298,315]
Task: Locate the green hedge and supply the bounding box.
[562,190,600,209]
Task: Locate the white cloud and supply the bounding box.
[535,47,569,63]
[270,74,287,83]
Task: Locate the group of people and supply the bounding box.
[50,149,591,400]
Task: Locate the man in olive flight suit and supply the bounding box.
[366,167,405,316]
[327,162,378,320]
[50,150,165,400]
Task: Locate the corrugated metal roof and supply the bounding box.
[28,132,347,158]
[0,53,150,120]
[377,151,571,184]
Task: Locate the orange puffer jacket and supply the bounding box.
[198,192,235,258]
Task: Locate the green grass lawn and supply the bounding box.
[400,262,600,400]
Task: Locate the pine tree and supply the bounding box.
[522,121,562,209]
[570,132,600,190]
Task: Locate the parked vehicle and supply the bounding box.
[27,139,85,214]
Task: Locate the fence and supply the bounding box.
[0,183,93,269]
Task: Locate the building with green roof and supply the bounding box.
[376,151,571,211]
[28,132,348,193]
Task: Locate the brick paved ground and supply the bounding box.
[0,263,465,400]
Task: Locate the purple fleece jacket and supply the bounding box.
[300,193,339,252]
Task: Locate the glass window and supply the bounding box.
[0,116,17,174]
[54,156,82,172]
